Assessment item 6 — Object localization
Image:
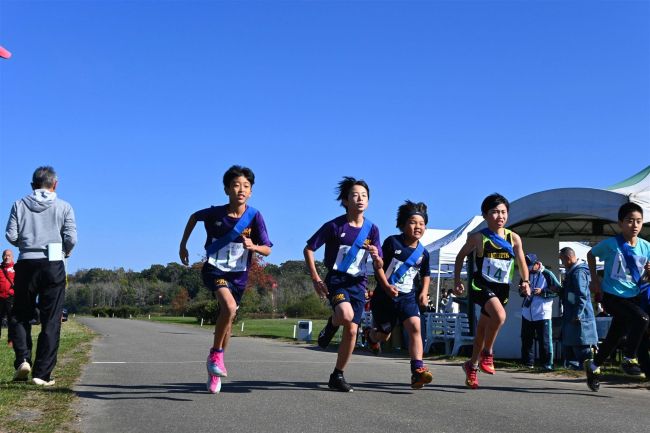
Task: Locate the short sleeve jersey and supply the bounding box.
[382,234,430,294]
[590,236,650,298]
[306,215,382,277]
[194,205,272,288]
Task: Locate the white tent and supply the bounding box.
[424,216,484,309]
[466,165,650,358]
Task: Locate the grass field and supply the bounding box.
[147,315,329,341]
[0,320,94,433]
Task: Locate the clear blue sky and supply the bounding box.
[1,0,649,272]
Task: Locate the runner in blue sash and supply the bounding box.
[304,177,382,392]
[365,201,433,389]
[584,202,650,391]
[179,165,272,394]
[453,193,530,389]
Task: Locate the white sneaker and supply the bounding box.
[13,361,31,381]
[32,377,56,387]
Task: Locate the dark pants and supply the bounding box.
[521,318,553,367]
[563,344,593,366]
[0,296,13,341]
[9,259,66,381]
[594,293,649,365]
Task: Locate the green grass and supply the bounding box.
[0,320,94,433]
[144,315,329,341]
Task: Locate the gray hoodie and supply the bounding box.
[5,189,77,260]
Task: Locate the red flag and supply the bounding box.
[0,45,12,59]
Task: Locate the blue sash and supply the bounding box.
[388,243,425,285]
[205,206,258,256]
[615,235,650,292]
[337,218,373,274]
[480,228,514,257]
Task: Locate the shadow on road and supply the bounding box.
[76,382,206,401]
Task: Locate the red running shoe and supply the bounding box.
[462,361,479,389]
[479,349,495,375]
[363,327,381,355]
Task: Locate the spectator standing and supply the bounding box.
[5,166,77,386]
[520,254,560,370]
[0,249,15,344]
[558,247,598,369]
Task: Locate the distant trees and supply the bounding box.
[65,258,334,320]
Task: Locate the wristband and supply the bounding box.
[521,280,529,284]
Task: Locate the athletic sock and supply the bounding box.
[410,360,424,373]
[333,368,343,376]
[210,348,224,354]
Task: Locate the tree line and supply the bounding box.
[64,257,370,322]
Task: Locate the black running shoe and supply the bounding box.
[317,317,339,349]
[584,360,600,392]
[621,358,643,376]
[328,372,353,392]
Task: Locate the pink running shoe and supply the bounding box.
[207,349,228,377]
[206,374,221,394]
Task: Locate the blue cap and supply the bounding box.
[525,254,538,266]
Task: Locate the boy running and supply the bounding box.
[365,201,433,389]
[179,165,272,394]
[304,177,382,392]
[584,202,650,391]
[453,193,530,389]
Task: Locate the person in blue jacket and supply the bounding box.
[558,247,598,369]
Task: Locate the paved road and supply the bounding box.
[75,318,648,433]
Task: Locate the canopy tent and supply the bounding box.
[464,165,650,358]
[423,216,484,309]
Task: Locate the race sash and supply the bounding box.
[480,228,514,257]
[388,243,425,285]
[337,218,373,274]
[615,234,650,292]
[205,206,258,257]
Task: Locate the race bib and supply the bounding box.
[386,258,418,293]
[610,252,646,283]
[208,241,249,272]
[481,257,513,284]
[333,245,367,276]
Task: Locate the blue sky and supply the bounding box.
[1,0,649,272]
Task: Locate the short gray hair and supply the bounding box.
[32,166,58,189]
[559,247,576,258]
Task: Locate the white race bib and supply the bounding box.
[386,258,418,293]
[481,257,513,284]
[208,241,249,272]
[610,252,647,283]
[333,245,368,277]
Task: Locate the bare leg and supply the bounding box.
[404,317,423,361]
[212,288,237,350]
[332,302,358,371]
[482,297,507,353]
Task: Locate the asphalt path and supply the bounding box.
[74,318,648,433]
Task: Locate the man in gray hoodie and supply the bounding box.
[5,166,76,386]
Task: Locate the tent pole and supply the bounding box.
[436,253,442,311]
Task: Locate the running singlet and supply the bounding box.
[382,235,430,294]
[473,229,515,288]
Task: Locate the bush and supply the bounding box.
[187,300,219,325]
[284,294,330,319]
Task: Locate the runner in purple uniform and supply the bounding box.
[179,165,272,394]
[304,177,382,392]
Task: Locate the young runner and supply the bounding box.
[304,177,382,392]
[365,200,433,389]
[453,193,529,389]
[179,165,272,394]
[584,202,650,391]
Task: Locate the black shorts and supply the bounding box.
[471,277,509,316]
[370,290,420,334]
